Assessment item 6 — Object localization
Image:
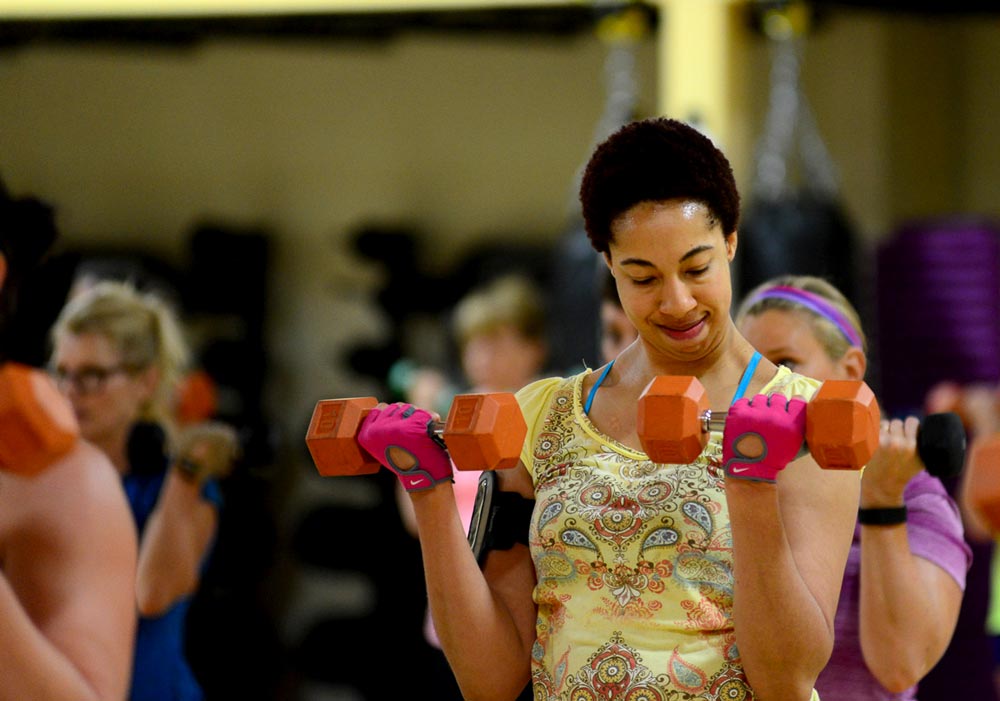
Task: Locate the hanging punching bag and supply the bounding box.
[738,4,859,305]
[549,4,650,374]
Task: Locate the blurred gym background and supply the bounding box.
[2,1,999,699]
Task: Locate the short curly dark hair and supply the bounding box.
[579,117,740,254]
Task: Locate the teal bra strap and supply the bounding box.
[732,351,762,406]
[584,359,615,415]
[585,351,760,415]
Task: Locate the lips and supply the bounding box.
[659,317,706,340]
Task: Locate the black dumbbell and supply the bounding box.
[918,412,966,479]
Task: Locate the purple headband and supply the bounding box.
[744,285,863,348]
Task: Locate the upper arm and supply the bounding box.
[7,444,138,699]
[484,462,537,656]
[907,487,970,637]
[136,474,219,613]
[915,554,964,629]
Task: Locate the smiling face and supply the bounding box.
[606,199,737,365]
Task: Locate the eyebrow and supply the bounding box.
[619,244,715,268]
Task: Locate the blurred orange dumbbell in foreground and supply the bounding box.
[0,362,80,475]
[306,392,528,476]
[965,435,1000,533]
[636,376,880,470]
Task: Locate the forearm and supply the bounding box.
[727,481,832,701]
[410,484,534,700]
[136,469,215,616]
[0,576,103,701]
[858,525,958,690]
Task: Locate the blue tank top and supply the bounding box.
[123,471,222,701]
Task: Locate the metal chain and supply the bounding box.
[566,14,641,216]
[752,35,839,201]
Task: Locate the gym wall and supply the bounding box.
[2,5,1000,698]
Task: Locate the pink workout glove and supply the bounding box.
[722,393,807,483]
[357,403,453,492]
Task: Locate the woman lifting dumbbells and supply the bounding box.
[353,117,866,700]
[49,280,237,701]
[736,274,971,701]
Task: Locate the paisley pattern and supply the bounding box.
[518,369,815,701]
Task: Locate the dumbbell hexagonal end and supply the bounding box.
[806,380,880,470]
[305,397,381,477]
[0,363,80,475]
[637,375,710,464]
[444,393,527,471]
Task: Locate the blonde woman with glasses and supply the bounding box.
[50,280,235,701]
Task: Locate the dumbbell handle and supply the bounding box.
[693,408,809,464]
[306,392,526,476]
[696,410,727,434]
[366,408,448,446]
[337,405,451,456]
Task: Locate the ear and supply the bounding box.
[603,251,613,272]
[725,231,738,262]
[837,346,867,381]
[0,252,7,292]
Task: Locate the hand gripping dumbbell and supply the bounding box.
[0,362,80,475]
[306,392,527,477]
[636,376,881,470]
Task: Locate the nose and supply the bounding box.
[657,277,697,319]
[61,382,84,401]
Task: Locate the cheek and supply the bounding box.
[707,274,732,305]
[616,291,647,323]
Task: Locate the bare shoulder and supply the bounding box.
[1,440,134,541]
[0,442,137,701]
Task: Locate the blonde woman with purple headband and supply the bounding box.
[736,275,971,701]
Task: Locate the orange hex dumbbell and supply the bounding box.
[0,362,80,475]
[636,375,881,470]
[963,435,1000,533]
[306,392,528,477]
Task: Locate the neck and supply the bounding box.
[626,327,763,409]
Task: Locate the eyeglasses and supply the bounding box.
[50,364,131,395]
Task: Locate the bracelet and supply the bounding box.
[858,505,908,526]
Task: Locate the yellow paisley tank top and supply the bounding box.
[516,366,821,701]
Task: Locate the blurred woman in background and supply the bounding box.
[50,280,236,701]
